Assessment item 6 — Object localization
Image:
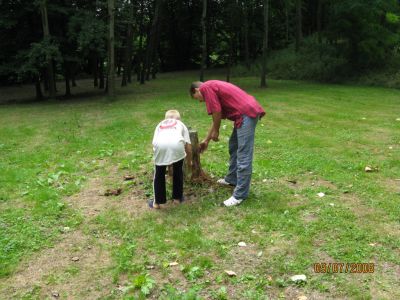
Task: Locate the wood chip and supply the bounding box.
[123,175,135,181]
[169,262,179,266]
[104,188,122,196]
[224,270,237,277]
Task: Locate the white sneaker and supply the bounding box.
[217,178,235,186]
[223,196,243,207]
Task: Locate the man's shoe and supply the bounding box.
[223,196,243,207]
[217,178,235,186]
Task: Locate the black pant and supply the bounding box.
[153,159,184,204]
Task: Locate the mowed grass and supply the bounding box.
[0,72,399,299]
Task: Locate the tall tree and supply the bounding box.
[107,0,115,97]
[200,0,207,81]
[39,0,56,98]
[260,0,269,87]
[295,0,302,52]
[145,0,162,81]
[122,0,134,87]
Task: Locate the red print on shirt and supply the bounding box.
[160,120,177,129]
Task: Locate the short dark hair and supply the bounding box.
[189,81,203,97]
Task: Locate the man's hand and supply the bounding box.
[210,130,219,142]
[199,140,209,153]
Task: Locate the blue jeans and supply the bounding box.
[225,115,259,199]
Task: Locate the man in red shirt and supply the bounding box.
[190,80,265,206]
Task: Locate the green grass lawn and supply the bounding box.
[0,72,399,299]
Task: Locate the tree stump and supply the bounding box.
[185,129,203,180]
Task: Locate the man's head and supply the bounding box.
[190,81,204,102]
[165,109,181,120]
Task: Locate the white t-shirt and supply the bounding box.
[152,119,191,166]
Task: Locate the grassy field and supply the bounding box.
[0,72,399,299]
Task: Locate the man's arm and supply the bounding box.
[200,111,221,153]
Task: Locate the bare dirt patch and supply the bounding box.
[0,166,149,299]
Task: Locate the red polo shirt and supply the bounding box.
[199,80,266,128]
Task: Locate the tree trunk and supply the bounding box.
[285,2,289,43]
[64,62,71,97]
[39,0,56,98]
[243,4,250,70]
[35,77,43,101]
[99,57,105,89]
[295,0,302,52]
[260,0,269,88]
[317,0,323,44]
[200,0,207,81]
[107,0,115,97]
[93,56,99,87]
[145,0,161,81]
[122,0,134,87]
[184,130,205,180]
[226,35,233,82]
[138,0,145,84]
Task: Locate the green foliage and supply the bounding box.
[17,38,62,80]
[125,273,155,298]
[68,12,107,57]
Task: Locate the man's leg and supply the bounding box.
[153,164,167,204]
[232,115,258,200]
[172,159,184,201]
[224,128,238,185]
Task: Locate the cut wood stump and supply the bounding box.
[184,129,208,181]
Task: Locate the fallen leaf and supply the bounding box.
[123,175,135,181]
[71,256,80,262]
[290,274,307,282]
[238,242,247,247]
[365,166,373,172]
[61,226,70,233]
[169,262,179,266]
[52,291,59,298]
[224,270,237,277]
[146,265,155,270]
[317,192,325,198]
[104,188,122,196]
[266,275,273,281]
